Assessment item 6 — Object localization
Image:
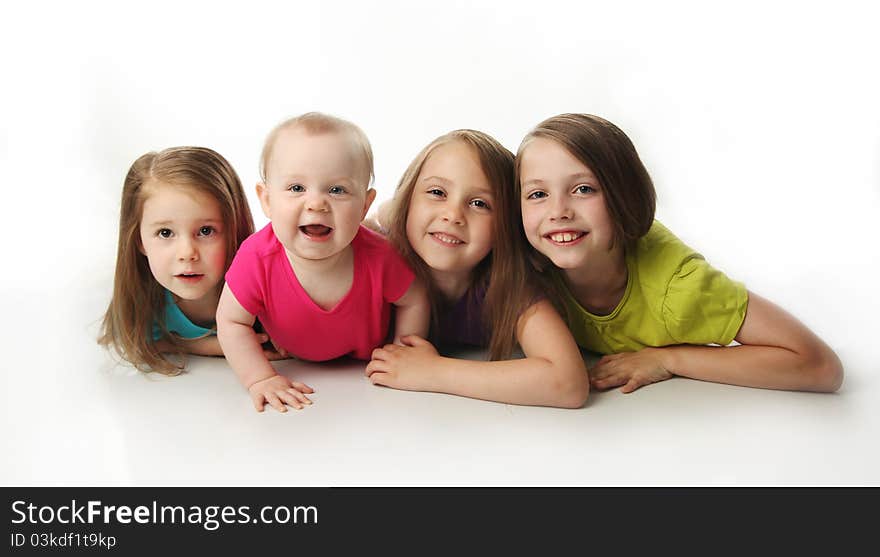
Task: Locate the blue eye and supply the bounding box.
[158,228,173,238]
[470,199,491,210]
[574,184,595,194]
[526,191,548,200]
[288,184,305,193]
[329,185,347,195]
[198,226,215,237]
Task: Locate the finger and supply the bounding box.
[291,381,314,393]
[383,344,400,352]
[265,392,287,413]
[621,377,644,394]
[592,375,626,390]
[250,392,266,413]
[369,372,391,387]
[270,338,288,357]
[365,360,384,377]
[372,348,392,361]
[256,333,269,343]
[264,350,285,361]
[277,390,304,410]
[287,388,312,405]
[399,334,425,347]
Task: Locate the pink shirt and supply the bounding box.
[226,224,415,361]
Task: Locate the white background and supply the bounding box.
[1,0,878,485]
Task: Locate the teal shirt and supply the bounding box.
[151,290,215,341]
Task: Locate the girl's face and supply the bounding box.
[405,141,495,277]
[519,137,617,271]
[139,182,228,302]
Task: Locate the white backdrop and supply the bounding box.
[2,1,878,485]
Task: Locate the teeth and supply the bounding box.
[433,233,462,245]
[550,232,582,243]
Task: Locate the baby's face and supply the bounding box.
[258,128,375,264]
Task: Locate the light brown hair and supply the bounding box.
[98,147,254,375]
[259,111,374,187]
[386,130,535,360]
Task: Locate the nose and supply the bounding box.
[306,191,330,212]
[549,195,574,221]
[441,203,465,226]
[176,236,199,261]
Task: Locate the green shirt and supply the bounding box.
[556,221,748,354]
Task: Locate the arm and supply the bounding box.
[367,300,590,408]
[390,278,430,344]
[155,334,289,360]
[216,284,314,412]
[591,291,843,393]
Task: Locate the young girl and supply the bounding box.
[216,113,430,413]
[516,113,843,394]
[365,130,590,408]
[99,146,277,375]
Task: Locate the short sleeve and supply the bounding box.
[224,241,266,316]
[662,255,748,346]
[381,246,415,303]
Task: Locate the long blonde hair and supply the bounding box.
[386,130,535,360]
[99,147,254,374]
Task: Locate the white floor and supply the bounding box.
[3,276,878,486]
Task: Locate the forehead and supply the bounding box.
[269,127,366,180]
[419,141,492,193]
[520,137,596,179]
[141,181,222,220]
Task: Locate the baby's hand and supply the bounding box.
[247,374,314,413]
[590,348,673,393]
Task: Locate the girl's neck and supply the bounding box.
[175,284,223,328]
[563,245,629,316]
[430,268,472,303]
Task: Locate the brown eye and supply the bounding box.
[158,228,173,238]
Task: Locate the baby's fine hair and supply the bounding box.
[99,146,254,375]
[515,113,656,251]
[386,130,535,360]
[259,111,374,187]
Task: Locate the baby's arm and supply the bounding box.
[591,291,843,393]
[216,284,314,412]
[390,278,430,343]
[367,300,590,408]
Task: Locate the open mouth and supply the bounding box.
[300,224,333,238]
[545,231,586,245]
[175,273,204,282]
[429,232,464,246]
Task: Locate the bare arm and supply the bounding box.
[216,284,313,412]
[156,335,224,357]
[390,278,430,344]
[367,300,590,408]
[591,291,843,393]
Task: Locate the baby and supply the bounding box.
[217,113,429,412]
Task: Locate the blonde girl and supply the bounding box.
[517,113,843,393]
[100,146,275,375]
[366,130,590,408]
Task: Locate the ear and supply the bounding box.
[361,188,377,220]
[256,182,272,220]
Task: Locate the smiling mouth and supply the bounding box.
[546,231,586,244]
[429,232,465,246]
[300,225,333,237]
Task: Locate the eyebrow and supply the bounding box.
[420,176,494,197]
[148,219,223,226]
[522,172,598,187]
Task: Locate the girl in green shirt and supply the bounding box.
[516,113,842,394]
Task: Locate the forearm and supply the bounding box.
[173,335,224,357]
[392,302,430,343]
[217,320,278,388]
[661,344,842,392]
[424,356,588,408]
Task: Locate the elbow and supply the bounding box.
[810,350,844,393]
[550,363,590,409]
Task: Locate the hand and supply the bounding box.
[247,374,314,413]
[365,335,440,391]
[262,335,291,361]
[590,348,673,393]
